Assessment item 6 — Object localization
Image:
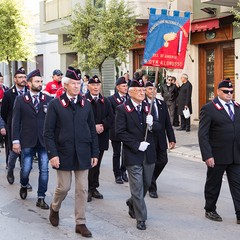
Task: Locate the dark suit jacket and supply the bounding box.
[115,99,158,166]
[44,93,99,171]
[1,85,28,147]
[12,91,52,149]
[177,81,192,115]
[149,98,176,150]
[85,92,113,151]
[198,97,240,164]
[108,92,128,141]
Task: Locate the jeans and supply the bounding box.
[8,150,20,171]
[20,146,49,198]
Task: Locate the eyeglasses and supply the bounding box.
[133,89,146,93]
[221,89,233,94]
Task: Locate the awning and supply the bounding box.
[191,14,234,33]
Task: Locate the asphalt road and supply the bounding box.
[0,143,239,240]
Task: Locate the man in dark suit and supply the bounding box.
[145,81,176,198]
[115,79,157,230]
[85,75,113,202]
[44,66,99,238]
[198,79,240,224]
[12,69,52,209]
[1,67,29,183]
[108,77,128,184]
[176,73,192,132]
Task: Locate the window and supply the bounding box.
[36,55,44,76]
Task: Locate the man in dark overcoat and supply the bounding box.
[176,73,192,132]
[1,67,29,185]
[108,76,128,184]
[12,69,52,208]
[145,81,176,199]
[115,79,157,230]
[85,75,113,202]
[44,66,99,238]
[198,79,240,224]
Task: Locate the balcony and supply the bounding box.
[40,0,73,34]
[201,0,239,7]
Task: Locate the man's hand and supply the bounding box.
[50,156,60,168]
[96,124,104,134]
[169,142,176,150]
[91,158,98,167]
[0,128,6,135]
[205,157,215,168]
[146,114,153,126]
[12,143,21,154]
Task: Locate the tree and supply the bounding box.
[232,1,240,29]
[0,0,35,85]
[68,0,139,84]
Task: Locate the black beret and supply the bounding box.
[14,67,26,77]
[218,79,233,89]
[65,66,81,80]
[145,81,154,87]
[27,69,41,81]
[88,75,101,84]
[116,77,127,86]
[129,79,144,88]
[0,72,2,77]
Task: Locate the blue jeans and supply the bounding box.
[20,146,49,198]
[8,150,20,171]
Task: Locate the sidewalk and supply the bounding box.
[170,124,202,161]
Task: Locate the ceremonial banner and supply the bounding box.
[143,9,190,69]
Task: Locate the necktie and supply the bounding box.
[32,95,39,112]
[226,103,234,121]
[121,96,126,103]
[136,105,143,124]
[94,97,98,102]
[18,90,23,95]
[70,97,76,109]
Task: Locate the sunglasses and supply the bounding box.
[221,89,233,94]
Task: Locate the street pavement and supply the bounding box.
[0,124,239,240]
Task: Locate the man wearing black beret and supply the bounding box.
[199,79,240,224]
[115,79,157,230]
[44,66,99,238]
[1,67,29,185]
[12,69,52,209]
[108,77,129,184]
[85,75,113,202]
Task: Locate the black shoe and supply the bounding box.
[27,183,32,191]
[176,128,186,131]
[87,192,92,202]
[126,199,135,219]
[122,172,128,182]
[149,191,158,198]
[19,186,27,200]
[92,189,103,199]
[115,176,124,184]
[186,129,190,132]
[237,218,240,224]
[36,198,49,210]
[136,221,146,230]
[205,211,222,222]
[7,170,14,184]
